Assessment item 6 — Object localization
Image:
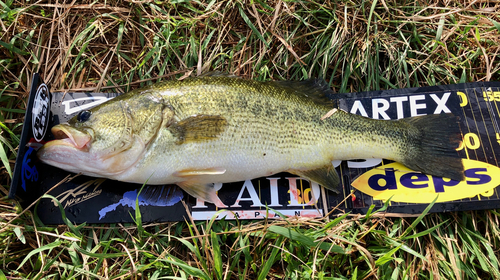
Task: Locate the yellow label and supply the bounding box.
[351,159,500,203]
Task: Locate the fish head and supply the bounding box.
[38,93,168,177]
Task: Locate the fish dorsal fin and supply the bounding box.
[289,164,341,194]
[168,115,228,144]
[270,78,334,105]
[197,75,333,105]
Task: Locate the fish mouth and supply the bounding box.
[37,124,93,174]
[38,123,145,178]
[44,124,92,150]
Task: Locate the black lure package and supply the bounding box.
[9,73,500,224]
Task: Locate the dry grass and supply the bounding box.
[1,0,500,279]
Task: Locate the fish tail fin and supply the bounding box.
[399,113,464,181]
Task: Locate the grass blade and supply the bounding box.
[0,39,29,56]
[257,236,283,280]
[268,225,315,247]
[211,231,223,280]
[238,5,269,48]
[18,240,63,268]
[163,257,211,280]
[399,195,438,239]
[0,140,12,177]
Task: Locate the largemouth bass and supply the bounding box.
[38,75,464,204]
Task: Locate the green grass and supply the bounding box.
[1,0,500,279]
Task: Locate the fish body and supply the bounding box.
[38,76,464,203]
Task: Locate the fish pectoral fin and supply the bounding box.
[173,167,226,177]
[289,165,341,194]
[168,115,228,144]
[177,181,221,205]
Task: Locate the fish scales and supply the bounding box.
[148,78,342,170]
[133,78,336,182]
[38,76,464,204]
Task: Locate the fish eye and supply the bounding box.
[77,110,92,122]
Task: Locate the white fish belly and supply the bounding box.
[113,136,329,185]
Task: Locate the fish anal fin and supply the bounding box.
[168,115,228,144]
[177,181,226,207]
[289,165,341,194]
[173,167,226,177]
